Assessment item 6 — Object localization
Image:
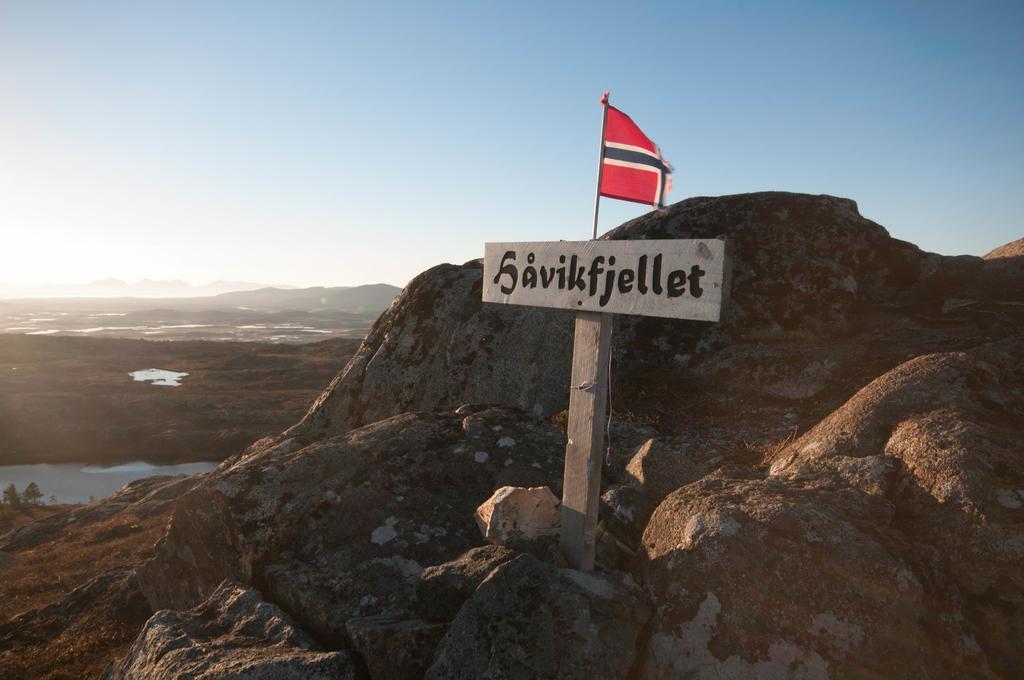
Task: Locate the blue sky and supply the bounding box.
[1,1,1021,288]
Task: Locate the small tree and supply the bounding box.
[22,482,43,506]
[2,483,19,508]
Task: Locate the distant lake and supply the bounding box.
[0,461,217,505]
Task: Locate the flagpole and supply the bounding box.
[592,92,610,240]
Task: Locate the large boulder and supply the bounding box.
[605,192,923,338]
[426,554,651,679]
[288,262,574,438]
[415,545,517,622]
[638,476,986,678]
[104,581,355,679]
[346,615,447,680]
[137,407,566,648]
[285,192,1019,442]
[769,339,1024,674]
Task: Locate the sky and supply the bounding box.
[1,1,1021,289]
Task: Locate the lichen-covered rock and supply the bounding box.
[638,476,985,679]
[137,407,566,648]
[983,237,1024,273]
[286,192,1013,442]
[624,436,738,504]
[288,261,574,438]
[769,339,1024,674]
[104,581,354,679]
[415,545,517,622]
[346,615,447,680]
[426,554,651,679]
[474,485,561,546]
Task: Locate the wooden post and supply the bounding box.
[560,310,613,570]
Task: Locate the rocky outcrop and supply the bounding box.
[104,581,355,679]
[769,338,1024,673]
[639,477,968,678]
[287,262,574,438]
[426,554,651,679]
[639,338,1024,678]
[415,545,517,622]
[984,237,1024,264]
[137,407,567,643]
[116,194,1023,677]
[286,193,1021,443]
[346,615,447,680]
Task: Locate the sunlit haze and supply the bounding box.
[2,1,1021,289]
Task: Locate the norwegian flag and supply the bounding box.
[598,93,673,208]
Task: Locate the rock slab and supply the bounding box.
[426,554,651,679]
[104,581,355,680]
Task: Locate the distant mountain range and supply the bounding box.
[210,284,401,313]
[0,279,296,299]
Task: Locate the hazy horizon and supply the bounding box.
[0,277,402,300]
[2,1,1021,288]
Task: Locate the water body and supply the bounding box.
[0,461,217,505]
[130,368,189,386]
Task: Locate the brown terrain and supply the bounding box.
[0,334,360,465]
[0,479,187,678]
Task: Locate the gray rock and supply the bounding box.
[137,407,566,647]
[638,476,983,679]
[288,261,574,438]
[104,581,354,679]
[286,192,998,443]
[769,338,1024,674]
[426,554,651,679]
[346,615,447,680]
[415,545,517,622]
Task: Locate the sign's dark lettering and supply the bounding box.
[491,248,713,306]
[494,251,518,294]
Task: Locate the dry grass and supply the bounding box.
[0,506,171,678]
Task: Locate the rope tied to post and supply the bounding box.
[567,338,615,466]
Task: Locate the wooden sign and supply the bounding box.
[482,237,730,571]
[483,239,727,321]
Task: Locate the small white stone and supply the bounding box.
[453,446,465,454]
[504,458,514,466]
[497,436,517,448]
[491,425,504,432]
[370,516,400,545]
[474,451,489,463]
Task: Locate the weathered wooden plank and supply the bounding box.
[560,310,613,571]
[483,239,726,321]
